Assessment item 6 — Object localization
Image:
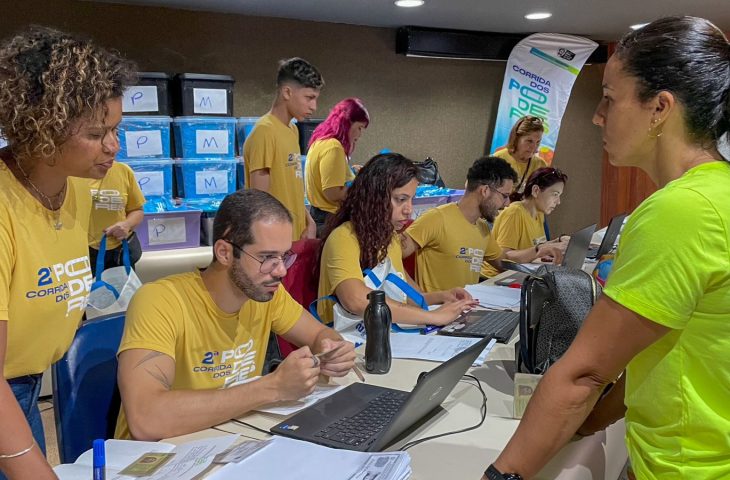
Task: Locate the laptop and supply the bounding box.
[437,310,519,342]
[586,213,627,259]
[270,336,492,452]
[495,223,597,286]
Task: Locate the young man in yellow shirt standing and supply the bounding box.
[401,156,517,292]
[115,190,355,441]
[244,57,323,241]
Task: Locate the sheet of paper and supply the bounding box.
[55,440,175,480]
[207,436,410,480]
[390,334,496,365]
[348,453,412,480]
[465,284,521,309]
[255,383,347,415]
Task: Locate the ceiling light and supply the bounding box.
[395,0,425,7]
[630,23,649,30]
[525,12,552,20]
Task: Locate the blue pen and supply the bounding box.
[93,439,105,480]
[421,325,441,335]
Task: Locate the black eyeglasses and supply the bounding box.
[224,240,297,274]
[488,185,511,201]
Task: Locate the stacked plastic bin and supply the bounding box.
[119,72,200,251]
[172,74,237,246]
[412,185,460,219]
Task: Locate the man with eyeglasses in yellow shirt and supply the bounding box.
[114,189,355,441]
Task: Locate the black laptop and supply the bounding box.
[438,310,519,343]
[586,213,627,259]
[270,336,492,452]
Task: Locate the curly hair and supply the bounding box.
[0,26,137,169]
[276,57,324,90]
[308,98,369,156]
[321,153,419,270]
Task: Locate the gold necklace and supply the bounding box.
[15,160,66,230]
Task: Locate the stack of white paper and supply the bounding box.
[54,435,238,480]
[208,436,411,480]
[465,284,521,309]
[390,334,496,365]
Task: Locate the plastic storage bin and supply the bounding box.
[411,195,450,219]
[120,158,174,199]
[449,189,465,203]
[173,73,235,117]
[174,158,237,199]
[122,72,172,115]
[137,205,202,251]
[236,116,260,154]
[296,119,324,155]
[117,116,172,159]
[173,116,236,158]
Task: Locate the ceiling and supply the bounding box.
[90,0,730,41]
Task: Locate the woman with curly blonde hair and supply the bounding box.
[0,27,135,479]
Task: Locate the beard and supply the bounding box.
[479,202,499,223]
[229,260,281,302]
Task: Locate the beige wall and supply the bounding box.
[2,0,605,234]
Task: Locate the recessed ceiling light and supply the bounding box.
[395,0,425,7]
[525,12,552,20]
[630,23,649,30]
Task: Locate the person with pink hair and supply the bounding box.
[305,97,369,236]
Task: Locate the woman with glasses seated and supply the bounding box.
[318,153,478,326]
[305,97,369,237]
[493,115,548,200]
[481,167,568,277]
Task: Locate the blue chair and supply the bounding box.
[52,313,125,463]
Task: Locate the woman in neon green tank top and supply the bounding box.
[482,16,730,480]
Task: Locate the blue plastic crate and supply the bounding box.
[117,115,171,159]
[174,158,237,199]
[120,158,173,199]
[236,158,245,190]
[236,116,259,155]
[173,116,236,158]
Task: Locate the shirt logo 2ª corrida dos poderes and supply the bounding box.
[26,255,93,316]
[195,339,258,388]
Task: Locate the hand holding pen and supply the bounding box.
[314,339,365,382]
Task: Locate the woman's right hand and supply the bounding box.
[537,242,566,264]
[427,298,479,326]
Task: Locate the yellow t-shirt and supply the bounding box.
[406,202,502,292]
[481,201,545,277]
[244,113,306,240]
[114,271,302,439]
[0,161,93,378]
[318,222,405,324]
[493,148,547,195]
[603,161,730,478]
[80,162,146,250]
[305,138,355,214]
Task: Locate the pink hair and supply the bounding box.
[308,97,370,156]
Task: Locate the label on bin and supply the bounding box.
[195,130,229,155]
[195,170,228,195]
[125,130,163,157]
[147,216,187,245]
[133,171,165,197]
[193,88,228,114]
[122,85,159,113]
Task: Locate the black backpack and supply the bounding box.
[516,265,602,374]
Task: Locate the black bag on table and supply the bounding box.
[516,265,602,374]
[414,157,446,188]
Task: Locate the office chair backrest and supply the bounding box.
[52,313,125,463]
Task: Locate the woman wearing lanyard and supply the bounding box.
[305,97,369,236]
[0,27,135,479]
[493,115,548,201]
[482,16,730,480]
[317,152,477,327]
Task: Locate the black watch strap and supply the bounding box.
[485,464,523,480]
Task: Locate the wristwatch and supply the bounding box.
[485,464,523,480]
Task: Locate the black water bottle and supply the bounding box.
[364,290,392,374]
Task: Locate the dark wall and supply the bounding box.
[1,0,605,234]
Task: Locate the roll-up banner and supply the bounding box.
[490,33,598,165]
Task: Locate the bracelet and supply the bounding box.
[0,442,34,460]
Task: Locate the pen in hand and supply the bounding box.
[93,439,106,480]
[313,347,366,383]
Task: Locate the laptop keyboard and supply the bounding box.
[313,390,409,447]
[461,311,519,340]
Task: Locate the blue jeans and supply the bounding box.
[1,374,47,479]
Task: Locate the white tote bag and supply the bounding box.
[86,235,142,320]
[331,258,428,344]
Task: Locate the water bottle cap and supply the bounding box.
[367,290,386,302]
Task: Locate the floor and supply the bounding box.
[38,398,60,467]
